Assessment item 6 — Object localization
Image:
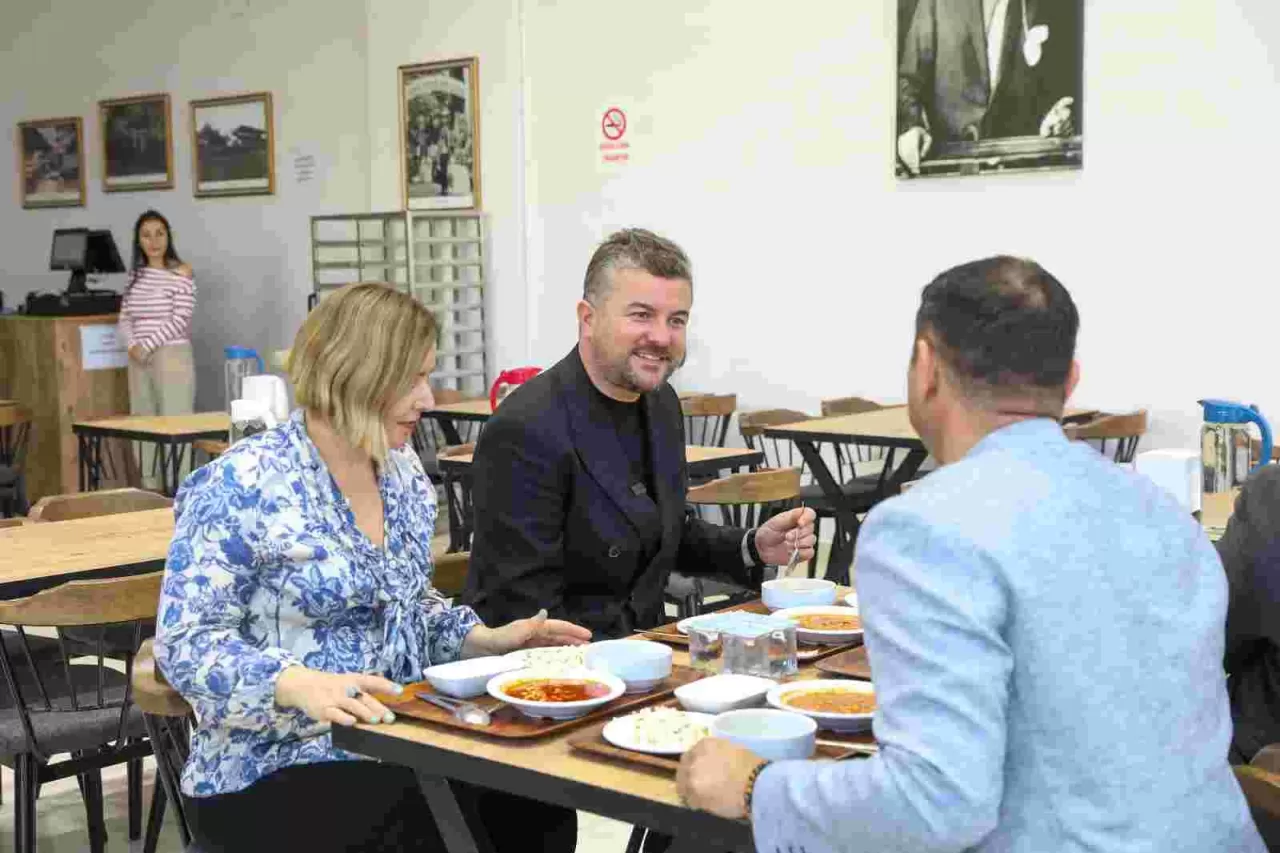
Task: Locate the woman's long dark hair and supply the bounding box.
[131,209,183,270]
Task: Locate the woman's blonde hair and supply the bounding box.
[288,283,438,463]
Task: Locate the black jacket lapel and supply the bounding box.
[644,388,684,560]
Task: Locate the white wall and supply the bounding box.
[0,0,370,409]
[4,0,1277,450]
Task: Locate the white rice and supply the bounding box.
[619,707,710,752]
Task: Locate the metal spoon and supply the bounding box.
[417,692,503,726]
[783,503,806,575]
[815,738,878,756]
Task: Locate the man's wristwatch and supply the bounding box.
[745,527,763,567]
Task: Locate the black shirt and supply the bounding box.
[592,387,662,570]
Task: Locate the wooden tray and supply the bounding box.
[566,701,876,772]
[639,597,862,662]
[382,665,702,739]
[813,646,872,680]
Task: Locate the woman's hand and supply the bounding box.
[274,666,404,726]
[462,610,592,658]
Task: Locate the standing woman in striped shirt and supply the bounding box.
[119,209,197,490]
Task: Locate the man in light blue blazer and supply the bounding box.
[678,256,1264,852]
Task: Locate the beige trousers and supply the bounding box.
[127,342,196,490]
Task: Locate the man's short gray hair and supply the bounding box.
[582,228,693,303]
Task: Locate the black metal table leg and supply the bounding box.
[416,773,483,853]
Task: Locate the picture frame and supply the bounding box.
[17,116,85,209]
[189,92,275,198]
[99,92,174,192]
[894,0,1083,179]
[399,57,481,210]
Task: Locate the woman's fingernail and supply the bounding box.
[383,712,396,724]
[393,684,405,695]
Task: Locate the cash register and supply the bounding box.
[23,228,126,316]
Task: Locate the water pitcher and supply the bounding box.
[1199,399,1272,494]
[224,346,264,411]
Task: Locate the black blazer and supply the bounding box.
[460,347,753,639]
[1218,465,1280,762]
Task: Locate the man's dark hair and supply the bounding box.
[583,228,692,303]
[915,256,1078,403]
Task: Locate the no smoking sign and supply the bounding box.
[598,105,631,167]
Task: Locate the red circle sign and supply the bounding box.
[601,107,627,141]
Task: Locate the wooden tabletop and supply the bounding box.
[766,406,1097,445]
[0,508,174,597]
[441,445,761,468]
[73,411,230,439]
[425,399,493,418]
[0,399,15,408]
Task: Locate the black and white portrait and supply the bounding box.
[100,93,173,192]
[18,117,84,208]
[896,0,1083,179]
[400,58,480,210]
[190,92,275,197]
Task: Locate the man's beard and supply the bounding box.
[606,347,685,394]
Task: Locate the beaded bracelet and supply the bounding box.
[743,760,770,817]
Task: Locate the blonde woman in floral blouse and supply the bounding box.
[155,283,591,853]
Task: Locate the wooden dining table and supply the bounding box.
[73,412,230,497]
[423,399,494,445]
[762,407,1099,582]
[0,508,173,599]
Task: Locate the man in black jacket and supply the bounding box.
[1218,465,1280,764]
[457,229,815,853]
[462,227,815,639]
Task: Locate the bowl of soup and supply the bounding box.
[487,668,625,720]
[771,605,864,644]
[766,679,876,732]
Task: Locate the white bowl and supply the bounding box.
[761,578,837,611]
[423,655,522,699]
[487,668,625,720]
[675,674,774,714]
[711,708,816,760]
[584,640,673,693]
[767,679,876,732]
[772,605,864,645]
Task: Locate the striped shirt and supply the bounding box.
[118,266,195,355]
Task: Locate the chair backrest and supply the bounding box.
[739,409,813,473]
[820,396,886,418]
[29,487,173,522]
[0,573,162,760]
[1064,410,1148,463]
[0,404,32,470]
[1235,764,1280,849]
[433,551,470,598]
[132,637,192,718]
[686,468,801,528]
[682,394,738,447]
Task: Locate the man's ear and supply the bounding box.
[576,299,594,334]
[913,336,941,402]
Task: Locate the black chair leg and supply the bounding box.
[128,752,143,839]
[82,767,108,853]
[143,781,167,853]
[15,752,37,853]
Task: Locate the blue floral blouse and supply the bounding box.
[154,409,480,797]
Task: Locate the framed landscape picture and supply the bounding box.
[99,93,173,192]
[399,58,480,210]
[190,92,274,198]
[17,117,85,208]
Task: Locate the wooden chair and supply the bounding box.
[0,573,161,853]
[1236,753,1280,850]
[681,394,737,448]
[0,517,27,530]
[820,396,885,417]
[193,438,229,463]
[28,488,172,523]
[438,443,477,553]
[739,409,813,472]
[0,405,32,518]
[433,551,470,599]
[1063,410,1148,463]
[132,638,193,853]
[665,468,802,618]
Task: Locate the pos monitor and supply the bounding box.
[49,228,126,293]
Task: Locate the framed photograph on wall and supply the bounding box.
[399,58,480,210]
[17,117,85,208]
[895,0,1083,179]
[99,93,173,192]
[190,92,274,197]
